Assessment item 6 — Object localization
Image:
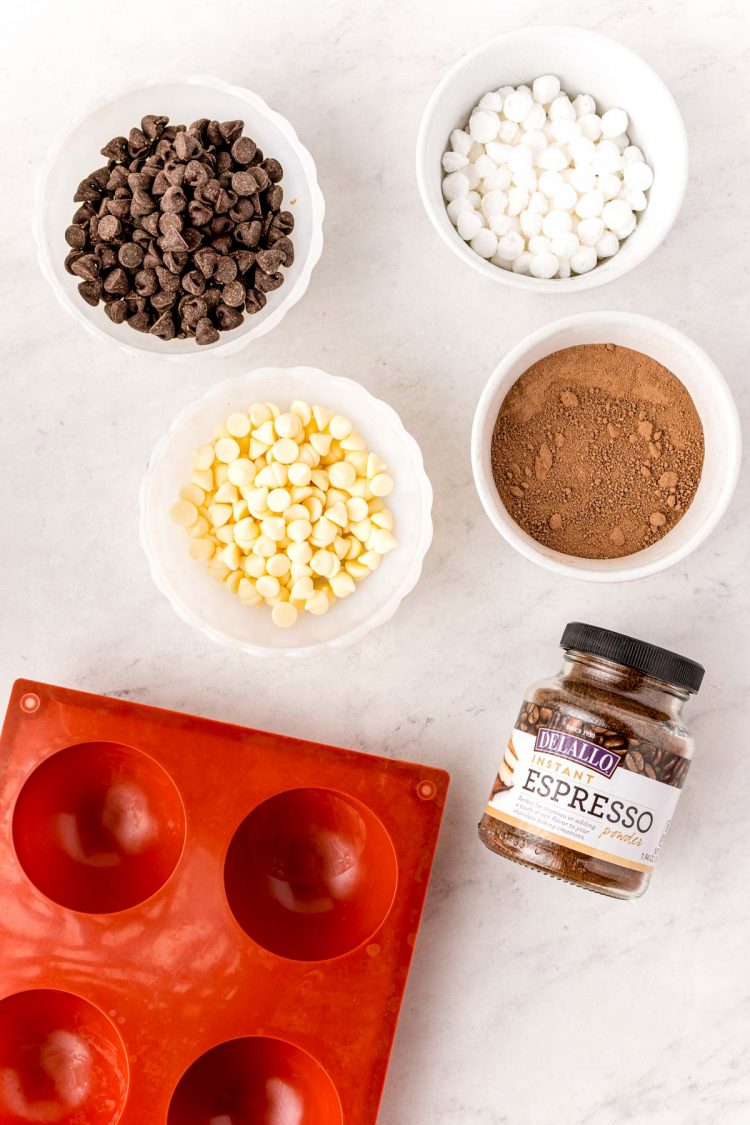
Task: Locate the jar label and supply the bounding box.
[484,705,688,873]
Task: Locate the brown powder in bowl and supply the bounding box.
[491,344,704,559]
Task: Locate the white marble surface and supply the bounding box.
[2,1,749,1122]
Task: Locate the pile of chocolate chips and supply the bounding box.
[64,115,295,345]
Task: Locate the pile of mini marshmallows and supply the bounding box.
[171,401,397,629]
[441,75,654,279]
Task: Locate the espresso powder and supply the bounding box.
[491,344,705,559]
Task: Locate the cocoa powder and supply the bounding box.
[491,343,704,559]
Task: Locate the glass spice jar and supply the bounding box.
[479,622,705,899]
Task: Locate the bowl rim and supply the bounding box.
[139,367,434,658]
[416,24,689,293]
[32,73,325,360]
[471,311,742,582]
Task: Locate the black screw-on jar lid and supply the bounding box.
[561,622,705,694]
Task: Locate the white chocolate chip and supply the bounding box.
[173,401,398,629]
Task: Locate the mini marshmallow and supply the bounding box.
[528,190,550,214]
[441,78,652,278]
[623,162,654,191]
[457,210,483,240]
[497,231,525,261]
[542,209,572,238]
[573,93,596,117]
[577,216,605,246]
[550,118,581,145]
[551,231,580,259]
[474,153,497,179]
[548,95,576,122]
[601,108,629,138]
[575,190,605,219]
[520,209,543,238]
[569,165,597,193]
[552,183,577,211]
[532,75,561,105]
[469,110,500,144]
[596,231,620,258]
[508,145,533,173]
[598,172,622,201]
[622,145,645,164]
[442,172,470,201]
[570,245,597,273]
[568,136,596,166]
[511,251,533,274]
[536,146,569,172]
[529,251,559,278]
[470,228,498,257]
[602,199,634,232]
[577,113,603,141]
[538,169,564,197]
[507,187,529,216]
[479,90,504,112]
[593,140,623,175]
[450,129,473,155]
[504,89,534,122]
[625,188,648,211]
[497,120,519,143]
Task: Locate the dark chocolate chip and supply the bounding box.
[214,256,238,285]
[70,253,100,281]
[98,215,122,241]
[141,114,169,141]
[188,200,212,226]
[262,157,284,183]
[161,186,187,213]
[131,189,156,217]
[101,136,128,162]
[255,269,284,293]
[102,267,130,295]
[219,120,243,144]
[104,299,128,324]
[78,280,102,306]
[232,249,256,274]
[216,304,244,330]
[221,280,246,307]
[118,242,144,269]
[235,220,262,247]
[255,247,284,273]
[65,225,87,250]
[273,236,294,267]
[231,136,257,165]
[195,316,220,345]
[231,170,258,197]
[128,310,151,332]
[134,268,158,296]
[181,269,206,295]
[245,288,267,314]
[194,248,219,278]
[264,184,284,211]
[128,127,149,156]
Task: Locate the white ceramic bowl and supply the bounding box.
[34,75,324,358]
[472,313,741,581]
[416,26,688,292]
[141,368,433,657]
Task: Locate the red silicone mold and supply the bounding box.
[0,680,449,1125]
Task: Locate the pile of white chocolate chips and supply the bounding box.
[442,75,654,279]
[171,401,397,628]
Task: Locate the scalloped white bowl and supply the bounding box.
[140,368,433,658]
[34,75,324,358]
